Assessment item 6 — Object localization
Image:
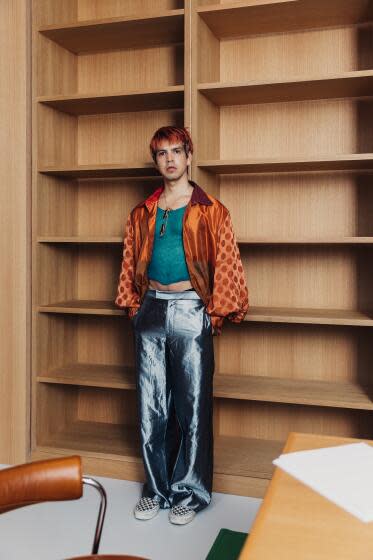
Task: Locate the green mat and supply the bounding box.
[205,528,248,560]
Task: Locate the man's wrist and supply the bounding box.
[209,314,224,336]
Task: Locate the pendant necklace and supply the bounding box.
[159,190,171,237]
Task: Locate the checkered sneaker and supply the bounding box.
[169,504,196,525]
[134,496,160,520]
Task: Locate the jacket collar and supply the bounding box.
[136,180,212,212]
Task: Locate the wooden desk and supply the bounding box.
[239,432,373,560]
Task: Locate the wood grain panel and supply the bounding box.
[220,173,367,238]
[218,400,373,441]
[219,26,360,83]
[36,245,122,304]
[78,0,183,20]
[240,245,373,310]
[196,93,220,160]
[218,323,372,384]
[198,13,220,83]
[76,178,159,237]
[34,0,77,26]
[78,45,184,93]
[36,175,77,237]
[220,99,366,159]
[0,0,30,463]
[35,316,134,379]
[77,387,137,425]
[77,109,183,165]
[28,0,373,494]
[38,104,77,166]
[36,384,77,441]
[36,35,77,97]
[35,315,78,387]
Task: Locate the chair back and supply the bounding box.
[0,456,82,514]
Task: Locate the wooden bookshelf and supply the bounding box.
[192,0,373,498]
[30,0,373,500]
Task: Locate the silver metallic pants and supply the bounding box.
[131,288,215,512]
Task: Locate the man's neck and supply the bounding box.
[162,174,192,198]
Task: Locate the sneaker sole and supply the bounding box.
[134,508,160,520]
[169,513,195,525]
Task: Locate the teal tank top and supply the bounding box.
[147,204,190,285]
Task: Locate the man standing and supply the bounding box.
[115,126,249,525]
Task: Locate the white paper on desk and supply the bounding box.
[273,442,373,523]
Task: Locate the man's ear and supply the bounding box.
[187,151,193,166]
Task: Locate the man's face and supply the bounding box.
[154,140,192,181]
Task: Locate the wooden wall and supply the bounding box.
[0,0,31,463]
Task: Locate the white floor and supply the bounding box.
[0,465,262,560]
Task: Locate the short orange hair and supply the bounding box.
[149,126,194,162]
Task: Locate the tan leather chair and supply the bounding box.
[0,456,148,560]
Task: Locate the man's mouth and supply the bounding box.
[167,167,176,171]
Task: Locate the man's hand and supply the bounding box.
[128,306,140,319]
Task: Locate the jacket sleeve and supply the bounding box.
[206,211,249,336]
[114,211,141,318]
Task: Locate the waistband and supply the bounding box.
[145,288,202,300]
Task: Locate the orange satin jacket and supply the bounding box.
[114,180,249,336]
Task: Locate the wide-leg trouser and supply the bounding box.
[131,288,215,512]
